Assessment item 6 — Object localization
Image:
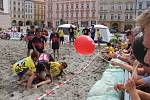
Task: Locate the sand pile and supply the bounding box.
[0,39,107,100]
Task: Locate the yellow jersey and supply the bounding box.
[12,56,36,75]
[97,31,101,38]
[108,46,115,56]
[74,30,79,38]
[120,42,126,50]
[58,30,64,37]
[50,62,61,77]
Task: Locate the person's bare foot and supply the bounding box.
[32,85,38,90]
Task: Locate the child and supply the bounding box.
[25,26,35,56]
[12,51,39,89]
[50,28,60,60]
[96,29,101,47]
[38,53,55,62]
[33,61,67,89]
[101,42,115,61]
[32,28,47,54]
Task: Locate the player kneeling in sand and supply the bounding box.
[101,42,115,61]
[33,61,67,89]
[12,51,39,89]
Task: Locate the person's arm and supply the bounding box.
[125,78,141,100]
[137,90,150,100]
[33,78,51,89]
[32,42,36,51]
[111,61,133,72]
[143,66,150,74]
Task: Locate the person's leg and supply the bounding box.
[57,49,59,60]
[53,49,56,59]
[72,35,74,43]
[27,49,30,57]
[69,35,71,44]
[62,37,64,45]
[26,72,35,89]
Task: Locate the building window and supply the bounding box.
[22,15,24,18]
[18,8,20,11]
[92,12,95,18]
[130,4,133,10]
[81,3,84,9]
[71,12,73,18]
[118,14,120,19]
[14,1,16,5]
[139,2,143,9]
[126,4,129,10]
[147,1,150,8]
[14,7,16,11]
[86,12,89,18]
[18,15,20,18]
[71,4,73,9]
[104,14,106,20]
[57,4,59,10]
[100,15,102,19]
[14,14,16,17]
[130,14,133,19]
[119,6,121,10]
[87,3,89,8]
[66,4,69,9]
[18,2,20,6]
[76,12,78,18]
[62,4,64,9]
[66,13,68,17]
[81,12,83,18]
[111,5,114,10]
[100,6,103,10]
[125,14,128,19]
[76,4,78,9]
[92,2,95,8]
[111,14,114,19]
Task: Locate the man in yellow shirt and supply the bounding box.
[12,51,39,89]
[58,28,64,45]
[96,29,101,47]
[74,27,79,39]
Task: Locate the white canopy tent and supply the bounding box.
[93,24,112,42]
[58,24,76,28]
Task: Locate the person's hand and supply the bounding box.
[114,83,125,92]
[125,78,136,94]
[111,61,119,66]
[111,53,118,58]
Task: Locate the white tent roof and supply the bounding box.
[58,24,76,28]
[94,24,108,29]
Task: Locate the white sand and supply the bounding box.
[0,39,107,100]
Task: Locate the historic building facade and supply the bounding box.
[50,0,99,27]
[0,0,11,29]
[33,0,46,27]
[99,0,136,32]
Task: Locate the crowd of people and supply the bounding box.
[100,8,150,100]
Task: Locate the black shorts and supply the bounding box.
[60,37,64,41]
[27,41,33,49]
[52,43,59,50]
[36,48,44,53]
